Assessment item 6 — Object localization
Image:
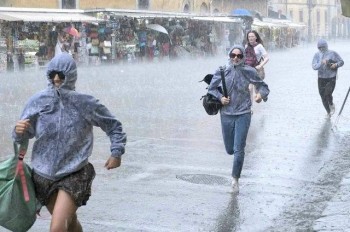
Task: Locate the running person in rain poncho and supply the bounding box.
[208,45,269,193]
[13,52,127,232]
[312,39,344,118]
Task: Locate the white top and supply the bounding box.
[254,44,267,62]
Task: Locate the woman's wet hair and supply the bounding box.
[246,30,264,46]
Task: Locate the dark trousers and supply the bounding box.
[318,77,336,114]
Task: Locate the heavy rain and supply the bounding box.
[1,38,350,231]
[1,3,350,231]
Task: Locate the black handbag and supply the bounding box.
[202,67,228,115]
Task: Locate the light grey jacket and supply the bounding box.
[208,45,269,116]
[312,39,344,78]
[13,53,127,180]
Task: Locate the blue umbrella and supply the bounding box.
[232,8,263,20]
[231,8,253,17]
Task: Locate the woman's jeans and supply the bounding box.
[318,77,336,114]
[221,113,251,179]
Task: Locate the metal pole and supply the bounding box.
[111,33,116,63]
[337,87,350,118]
[308,0,312,42]
[333,86,350,129]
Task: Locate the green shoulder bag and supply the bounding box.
[0,140,37,232]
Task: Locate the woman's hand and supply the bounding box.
[105,156,122,170]
[15,119,31,135]
[255,93,262,103]
[255,64,262,70]
[221,96,230,105]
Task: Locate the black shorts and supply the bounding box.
[32,163,96,207]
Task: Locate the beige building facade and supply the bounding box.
[269,0,349,39]
[0,0,268,16]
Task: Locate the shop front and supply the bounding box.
[84,9,244,62]
[0,7,101,72]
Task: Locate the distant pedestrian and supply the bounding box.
[228,30,235,47]
[207,45,269,193]
[245,30,269,113]
[312,39,344,118]
[137,27,147,61]
[6,52,14,72]
[13,52,127,231]
[17,49,25,71]
[245,30,269,80]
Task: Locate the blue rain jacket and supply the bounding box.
[13,53,126,180]
[208,45,270,116]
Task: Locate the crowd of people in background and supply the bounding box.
[45,16,305,66]
[2,14,305,72]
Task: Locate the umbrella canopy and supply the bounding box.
[63,26,80,37]
[231,8,253,17]
[341,0,350,17]
[146,24,169,35]
[232,8,263,20]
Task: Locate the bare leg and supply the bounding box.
[46,190,82,232]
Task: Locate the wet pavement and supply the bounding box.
[1,40,350,231]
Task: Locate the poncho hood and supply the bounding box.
[228,45,246,67]
[46,52,77,90]
[317,39,328,50]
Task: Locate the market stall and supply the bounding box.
[0,7,101,71]
[252,18,305,50]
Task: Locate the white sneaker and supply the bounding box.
[231,178,239,193]
[330,104,335,115]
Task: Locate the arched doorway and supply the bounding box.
[213,8,219,14]
[200,3,208,14]
[183,4,190,13]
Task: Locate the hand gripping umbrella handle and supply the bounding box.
[220,66,228,98]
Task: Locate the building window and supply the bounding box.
[138,0,149,10]
[289,10,293,20]
[299,9,304,23]
[62,0,76,9]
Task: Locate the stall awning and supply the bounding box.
[192,16,242,23]
[0,11,101,22]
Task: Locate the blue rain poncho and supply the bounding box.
[13,53,126,180]
[208,45,269,115]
